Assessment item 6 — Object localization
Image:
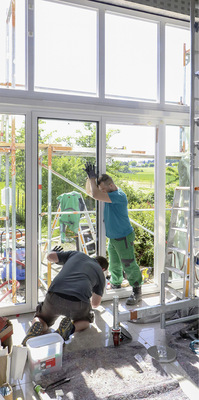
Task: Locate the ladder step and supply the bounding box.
[173,207,189,211]
[79,227,91,233]
[171,227,187,233]
[194,140,199,148]
[167,246,187,255]
[175,187,190,191]
[165,266,185,277]
[195,118,199,126]
[84,240,95,246]
[165,284,183,299]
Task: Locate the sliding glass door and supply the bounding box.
[105,123,155,290]
[37,118,98,302]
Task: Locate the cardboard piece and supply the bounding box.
[0,336,12,385]
[0,332,27,384]
[10,345,27,380]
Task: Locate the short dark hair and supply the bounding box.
[97,174,114,186]
[94,255,109,271]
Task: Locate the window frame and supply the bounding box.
[0,0,191,312]
[0,0,190,113]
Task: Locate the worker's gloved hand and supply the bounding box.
[84,162,92,176]
[84,162,97,179]
[52,245,64,252]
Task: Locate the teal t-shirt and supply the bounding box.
[104,188,133,239]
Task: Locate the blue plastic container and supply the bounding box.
[1,248,25,281]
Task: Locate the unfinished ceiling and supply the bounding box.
[91,0,193,20]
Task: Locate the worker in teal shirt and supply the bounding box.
[84,163,142,305]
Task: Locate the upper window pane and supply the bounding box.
[0,0,26,90]
[35,1,97,96]
[105,12,158,101]
[165,25,190,105]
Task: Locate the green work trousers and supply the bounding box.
[108,231,142,287]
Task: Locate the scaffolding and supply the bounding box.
[38,145,97,290]
[0,115,19,303]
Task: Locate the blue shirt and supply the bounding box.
[104,188,133,239]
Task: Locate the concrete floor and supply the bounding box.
[6,294,199,400]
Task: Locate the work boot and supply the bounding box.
[21,321,43,346]
[56,317,75,341]
[111,283,121,289]
[126,283,142,306]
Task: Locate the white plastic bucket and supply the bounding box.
[26,332,64,381]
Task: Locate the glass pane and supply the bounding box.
[0,0,26,90]
[165,126,190,282]
[38,119,97,302]
[105,12,158,101]
[35,1,97,96]
[0,114,26,307]
[165,25,190,105]
[105,124,155,289]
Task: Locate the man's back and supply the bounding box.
[48,251,105,303]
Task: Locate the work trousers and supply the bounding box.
[108,231,142,287]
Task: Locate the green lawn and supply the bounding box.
[127,167,155,182]
[126,166,179,185]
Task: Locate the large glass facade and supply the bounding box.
[0,0,191,312]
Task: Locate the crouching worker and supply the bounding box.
[22,246,108,346]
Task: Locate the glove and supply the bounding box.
[84,162,97,179]
[52,245,64,252]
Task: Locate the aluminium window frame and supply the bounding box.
[0,0,190,111]
[0,0,191,312]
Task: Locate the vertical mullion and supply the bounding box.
[98,8,105,99]
[159,20,165,106]
[154,123,166,287]
[27,0,34,92]
[26,111,33,308]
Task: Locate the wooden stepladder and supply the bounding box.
[165,187,190,299]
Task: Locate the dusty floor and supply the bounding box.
[6,294,199,399]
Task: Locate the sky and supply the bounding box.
[38,118,185,156]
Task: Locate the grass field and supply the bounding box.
[126,166,179,186]
[126,167,154,182]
